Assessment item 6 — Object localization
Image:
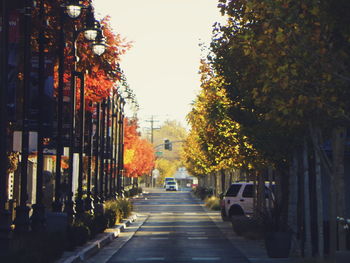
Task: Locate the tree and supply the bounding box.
[152,120,187,161]
[124,118,155,178]
[210,0,350,258]
[155,158,179,185]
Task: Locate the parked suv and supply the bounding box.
[221,182,274,221]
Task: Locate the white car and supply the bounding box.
[165,181,178,191]
[164,177,176,188]
[221,182,274,220]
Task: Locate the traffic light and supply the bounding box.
[164,139,170,150]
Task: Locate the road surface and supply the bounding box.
[106,188,249,263]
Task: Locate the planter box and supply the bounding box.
[264,232,292,258]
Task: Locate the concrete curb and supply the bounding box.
[56,214,138,263]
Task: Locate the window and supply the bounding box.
[167,181,176,185]
[242,185,253,198]
[225,184,241,197]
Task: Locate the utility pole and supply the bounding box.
[145,116,159,144]
[145,116,159,188]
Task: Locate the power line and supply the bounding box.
[145,115,160,143]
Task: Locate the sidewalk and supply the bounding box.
[206,211,294,263]
[55,213,141,263]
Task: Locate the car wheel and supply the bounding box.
[229,205,244,218]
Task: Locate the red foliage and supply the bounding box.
[123,118,155,178]
[46,2,133,111]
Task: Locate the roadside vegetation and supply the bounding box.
[3,197,134,263]
[182,0,350,261]
[204,196,221,211]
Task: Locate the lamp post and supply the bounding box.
[84,103,94,213]
[110,92,116,198]
[93,102,103,213]
[14,0,33,233]
[53,4,65,213]
[99,99,106,201]
[117,98,125,195]
[31,0,47,232]
[62,1,100,221]
[0,0,12,253]
[105,98,111,198]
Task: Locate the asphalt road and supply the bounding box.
[106,188,249,263]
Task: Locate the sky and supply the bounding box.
[93,0,224,130]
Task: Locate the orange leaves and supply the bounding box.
[123,119,155,178]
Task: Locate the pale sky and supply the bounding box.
[93,0,223,129]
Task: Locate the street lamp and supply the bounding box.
[92,31,107,56]
[14,0,33,233]
[64,1,101,221]
[0,0,12,251]
[83,6,99,41]
[64,0,84,19]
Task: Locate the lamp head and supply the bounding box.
[83,6,99,41]
[65,0,84,19]
[92,29,107,56]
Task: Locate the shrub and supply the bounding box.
[192,186,213,200]
[105,200,122,227]
[66,222,90,249]
[92,212,108,234]
[116,198,133,218]
[205,196,221,211]
[129,187,139,197]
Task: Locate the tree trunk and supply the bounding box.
[229,170,233,186]
[331,127,347,251]
[220,169,226,194]
[275,169,282,207]
[314,131,324,259]
[303,139,312,258]
[288,151,300,257]
[257,170,265,213]
[268,166,273,211]
[213,172,217,196]
[253,172,257,216]
[309,124,332,258]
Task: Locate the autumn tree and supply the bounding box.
[124,118,155,178]
[152,120,187,161]
[209,0,350,258]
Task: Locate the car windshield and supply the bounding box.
[167,181,176,185]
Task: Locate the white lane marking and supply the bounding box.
[184,212,197,215]
[136,257,165,261]
[192,257,220,261]
[161,212,174,215]
[188,237,208,240]
[187,232,205,235]
[150,237,169,240]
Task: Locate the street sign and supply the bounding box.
[155,151,163,157]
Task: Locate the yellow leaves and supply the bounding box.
[124,149,135,165]
[322,73,332,82]
[330,96,337,103]
[297,95,309,104]
[310,7,319,16]
[243,47,251,56]
[275,29,285,44]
